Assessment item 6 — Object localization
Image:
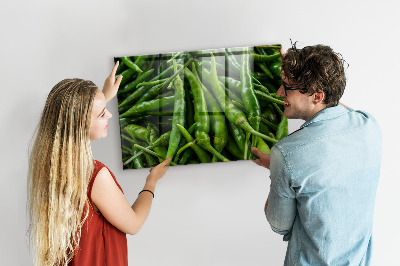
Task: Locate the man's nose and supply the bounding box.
[277,85,285,97]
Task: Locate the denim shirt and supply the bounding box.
[266,105,382,266]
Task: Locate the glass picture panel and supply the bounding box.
[115,44,286,169]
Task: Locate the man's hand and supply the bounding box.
[103,61,123,103]
[251,147,271,169]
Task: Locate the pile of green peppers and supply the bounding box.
[115,45,288,169]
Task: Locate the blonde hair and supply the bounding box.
[28,79,98,265]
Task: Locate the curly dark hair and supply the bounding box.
[282,42,348,107]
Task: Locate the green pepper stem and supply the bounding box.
[174,140,196,163]
[250,129,278,144]
[260,116,278,130]
[133,144,177,166]
[255,90,284,105]
[199,141,230,162]
[244,132,251,160]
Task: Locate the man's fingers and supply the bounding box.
[251,147,262,157]
[251,158,262,166]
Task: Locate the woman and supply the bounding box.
[27,62,171,266]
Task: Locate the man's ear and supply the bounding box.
[313,92,325,105]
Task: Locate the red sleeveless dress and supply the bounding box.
[69,160,128,266]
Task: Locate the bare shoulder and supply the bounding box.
[91,167,120,200]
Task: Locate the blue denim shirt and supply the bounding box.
[266,105,382,266]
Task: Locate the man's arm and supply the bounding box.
[265,148,297,239]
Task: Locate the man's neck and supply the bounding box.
[304,104,327,121]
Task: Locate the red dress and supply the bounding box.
[69,160,128,266]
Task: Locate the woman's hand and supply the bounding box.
[103,61,123,103]
[251,147,271,169]
[146,158,171,186]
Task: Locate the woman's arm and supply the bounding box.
[91,158,171,235]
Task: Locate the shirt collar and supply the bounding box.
[300,105,349,129]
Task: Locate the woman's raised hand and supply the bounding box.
[146,158,171,185]
[103,61,123,103]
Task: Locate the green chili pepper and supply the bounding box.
[173,140,196,163]
[148,125,167,163]
[122,132,144,168]
[185,63,229,162]
[124,130,172,165]
[198,66,244,106]
[251,51,281,63]
[154,90,175,100]
[208,53,278,145]
[124,124,149,142]
[173,122,197,157]
[143,151,157,167]
[253,83,270,94]
[120,96,175,118]
[256,62,274,79]
[165,60,186,163]
[255,48,277,79]
[176,124,211,163]
[218,76,242,96]
[262,106,279,124]
[120,56,143,73]
[132,55,147,67]
[184,81,195,128]
[152,131,172,147]
[276,114,288,140]
[260,117,278,131]
[118,69,155,95]
[225,135,244,160]
[240,47,261,150]
[259,121,272,136]
[261,79,279,93]
[268,60,282,79]
[256,137,271,154]
[178,149,195,165]
[254,90,285,105]
[118,65,174,109]
[134,59,192,106]
[243,131,251,160]
[224,48,241,77]
[116,60,127,75]
[228,121,246,155]
[136,78,167,88]
[117,68,137,87]
[121,135,135,146]
[133,144,177,165]
[192,68,228,162]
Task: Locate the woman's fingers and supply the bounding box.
[111,61,119,78]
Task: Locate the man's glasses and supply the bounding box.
[282,82,301,96]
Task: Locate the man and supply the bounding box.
[251,44,382,266]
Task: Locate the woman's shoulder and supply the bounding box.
[91,160,123,193]
[93,159,105,169]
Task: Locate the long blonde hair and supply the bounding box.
[28,79,98,265]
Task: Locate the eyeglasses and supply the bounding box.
[282,82,301,96]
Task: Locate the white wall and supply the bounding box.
[1,0,399,265]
